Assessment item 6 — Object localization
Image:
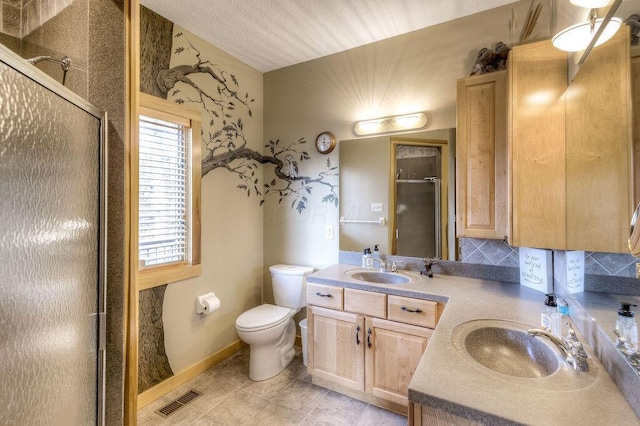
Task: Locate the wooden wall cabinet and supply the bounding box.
[508,33,632,253]
[456,70,508,240]
[509,40,568,250]
[307,286,438,413]
[633,52,640,207]
[564,30,633,253]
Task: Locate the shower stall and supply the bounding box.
[0,43,107,425]
[393,144,442,258]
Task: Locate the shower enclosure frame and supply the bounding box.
[389,138,449,259]
[0,43,108,425]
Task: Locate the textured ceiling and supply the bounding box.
[140,0,520,72]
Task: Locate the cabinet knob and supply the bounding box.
[356,325,361,345]
[315,292,333,298]
[401,306,422,314]
[367,328,372,349]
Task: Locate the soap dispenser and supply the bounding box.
[373,244,380,259]
[362,248,372,269]
[616,302,638,352]
[541,294,557,333]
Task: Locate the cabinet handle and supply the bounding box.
[367,328,372,349]
[315,292,333,298]
[356,325,361,345]
[401,306,422,313]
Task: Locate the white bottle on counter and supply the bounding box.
[362,248,372,269]
[541,294,557,332]
[616,302,638,352]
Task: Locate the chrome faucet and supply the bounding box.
[390,260,403,272]
[527,322,589,372]
[421,257,440,278]
[371,257,386,272]
[614,329,640,375]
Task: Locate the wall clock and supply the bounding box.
[315,131,336,154]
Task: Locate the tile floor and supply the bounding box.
[138,347,407,426]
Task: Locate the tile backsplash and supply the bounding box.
[460,237,638,278]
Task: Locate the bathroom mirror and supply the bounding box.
[339,128,455,260]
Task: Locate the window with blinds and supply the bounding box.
[138,115,189,268]
[138,93,202,289]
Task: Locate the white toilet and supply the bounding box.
[235,264,314,381]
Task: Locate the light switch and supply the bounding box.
[371,202,383,212]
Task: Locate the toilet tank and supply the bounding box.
[269,264,314,308]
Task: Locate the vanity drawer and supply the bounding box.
[344,288,386,318]
[307,283,343,310]
[387,295,438,328]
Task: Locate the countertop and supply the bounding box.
[306,263,640,425]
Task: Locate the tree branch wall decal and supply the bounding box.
[157,32,338,214]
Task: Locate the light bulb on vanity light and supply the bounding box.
[569,0,611,8]
[552,17,622,52]
[353,112,427,136]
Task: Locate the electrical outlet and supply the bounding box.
[325,225,334,240]
[371,202,383,212]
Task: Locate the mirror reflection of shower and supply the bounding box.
[26,55,71,86]
[394,144,441,258]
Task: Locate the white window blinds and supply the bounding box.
[138,114,190,268]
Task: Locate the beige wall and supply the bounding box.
[161,25,264,374]
[262,2,542,300]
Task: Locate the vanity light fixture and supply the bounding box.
[569,0,611,7]
[353,112,427,136]
[552,16,622,52]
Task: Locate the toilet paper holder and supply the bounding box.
[196,292,219,315]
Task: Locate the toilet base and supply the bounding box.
[248,318,296,381]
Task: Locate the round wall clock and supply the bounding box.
[315,131,336,154]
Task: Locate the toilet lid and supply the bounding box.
[236,304,293,331]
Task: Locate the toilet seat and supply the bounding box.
[235,304,293,332]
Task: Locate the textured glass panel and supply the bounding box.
[396,182,437,257]
[0,61,100,425]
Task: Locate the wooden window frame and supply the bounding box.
[136,92,201,290]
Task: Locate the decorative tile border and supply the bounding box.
[460,237,637,278]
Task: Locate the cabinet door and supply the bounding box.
[365,317,433,406]
[633,54,640,208]
[308,306,365,391]
[456,70,508,240]
[565,29,632,253]
[509,40,567,249]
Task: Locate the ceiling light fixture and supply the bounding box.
[569,0,611,8]
[353,112,428,136]
[552,16,621,52]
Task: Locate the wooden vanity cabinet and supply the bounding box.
[365,317,432,406]
[307,284,440,412]
[307,306,365,391]
[456,70,508,240]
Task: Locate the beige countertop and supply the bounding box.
[306,263,640,425]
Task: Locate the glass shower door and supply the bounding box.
[394,144,441,258]
[0,44,106,425]
[396,178,441,257]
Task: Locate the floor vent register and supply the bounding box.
[155,389,202,418]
